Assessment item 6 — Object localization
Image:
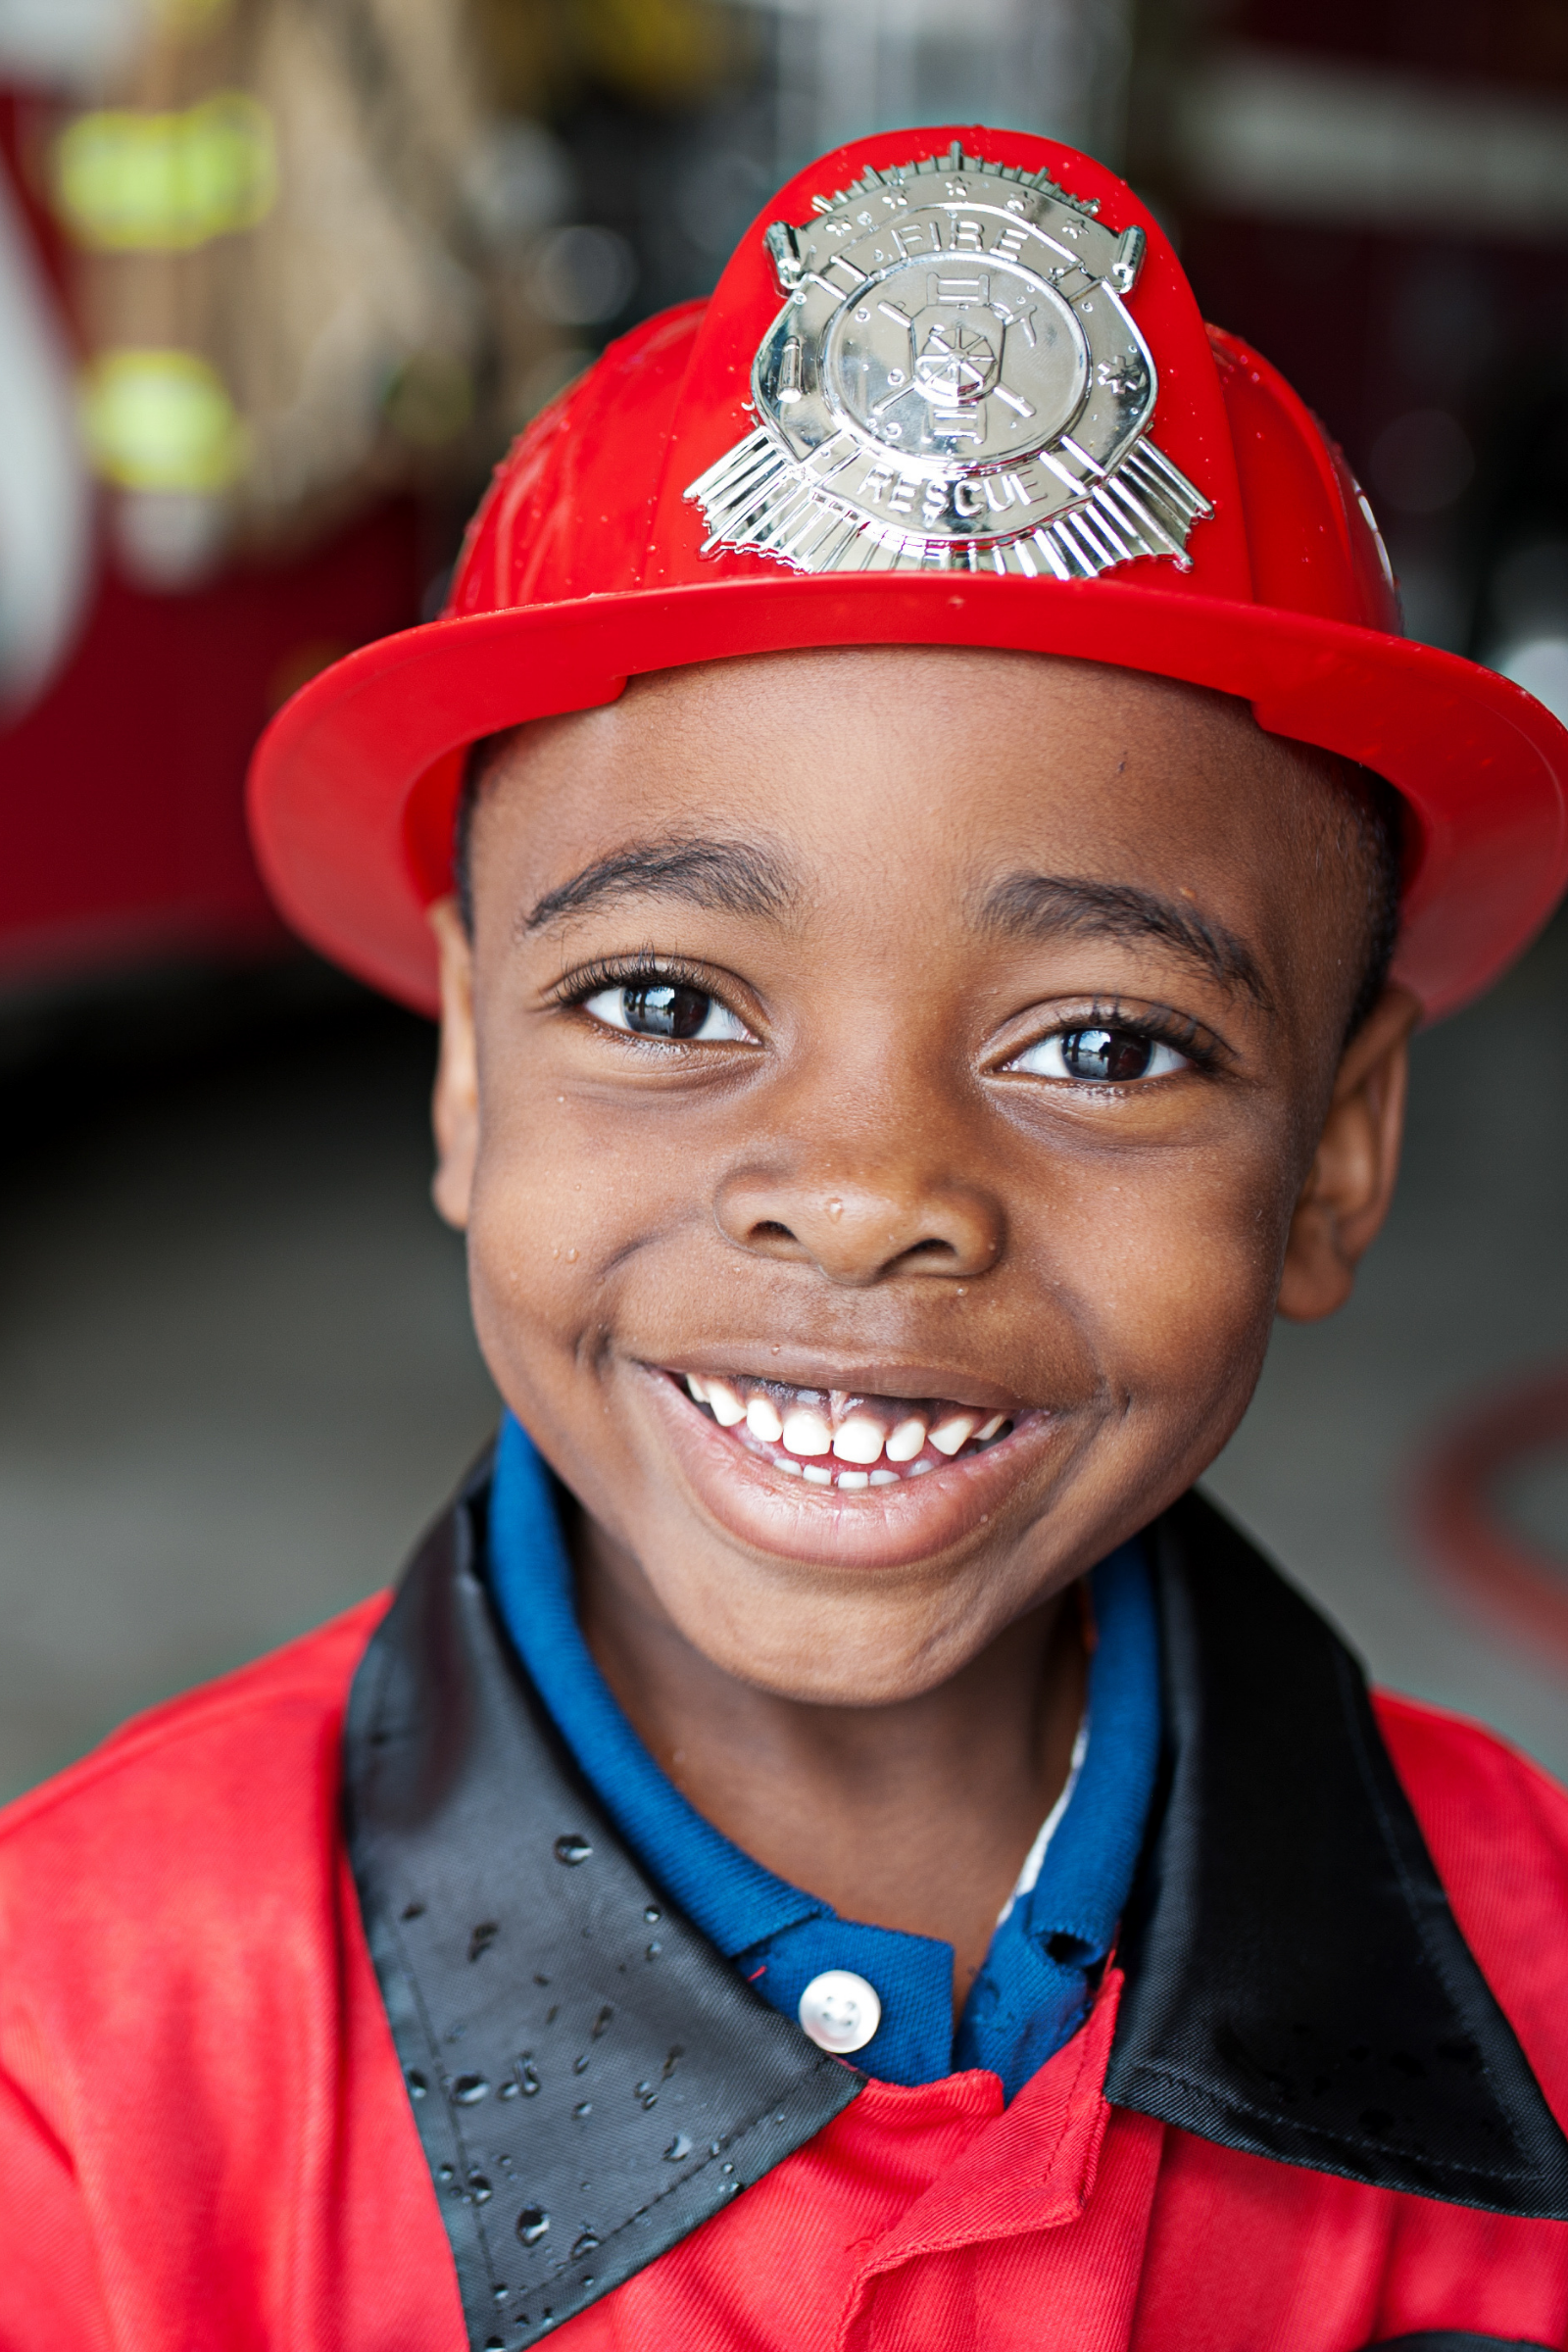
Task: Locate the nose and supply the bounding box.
[713,1161,1004,1287]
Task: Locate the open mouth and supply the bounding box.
[676,1371,1023,1493]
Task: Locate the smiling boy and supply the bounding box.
[4,128,1568,2350]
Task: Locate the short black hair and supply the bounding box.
[452,726,1404,1043]
[1338,767,1405,1042]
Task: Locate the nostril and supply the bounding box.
[752,1220,797,1244]
[903,1238,956,1260]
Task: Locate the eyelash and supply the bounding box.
[554,955,723,1006]
[1033,998,1221,1073]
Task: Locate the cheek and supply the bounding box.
[462,1074,698,1410]
[1022,1130,1294,1406]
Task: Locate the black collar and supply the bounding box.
[343,1465,1568,2349]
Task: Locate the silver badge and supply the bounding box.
[686,144,1211,581]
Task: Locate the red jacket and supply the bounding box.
[2,1482,1566,2350]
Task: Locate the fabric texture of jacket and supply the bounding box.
[2,1464,1567,2351]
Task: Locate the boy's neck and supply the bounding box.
[571,1508,1087,2010]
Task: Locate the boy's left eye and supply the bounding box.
[583,982,753,1043]
[1006,1025,1189,1083]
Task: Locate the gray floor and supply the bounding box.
[0,930,1564,1806]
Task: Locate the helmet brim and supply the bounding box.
[247,569,1568,1023]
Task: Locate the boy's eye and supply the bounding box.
[582,982,753,1043]
[1007,1025,1189,1083]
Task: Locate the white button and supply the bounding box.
[798,1969,881,2054]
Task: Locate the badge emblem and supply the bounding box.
[686,144,1211,581]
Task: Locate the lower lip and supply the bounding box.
[636,1368,1057,1571]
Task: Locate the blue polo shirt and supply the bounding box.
[487,1412,1160,2098]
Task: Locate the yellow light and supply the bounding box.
[80,350,249,492]
[54,92,276,253]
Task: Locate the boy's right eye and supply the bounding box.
[582,983,753,1043]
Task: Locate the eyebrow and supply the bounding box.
[980,871,1275,1011]
[522,835,798,934]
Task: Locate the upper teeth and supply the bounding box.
[681,1373,1014,1476]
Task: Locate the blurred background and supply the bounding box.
[1,0,1566,1800]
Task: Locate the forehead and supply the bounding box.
[475,647,1341,936]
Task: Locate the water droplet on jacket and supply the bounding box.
[533,1974,551,1987]
[453,2075,490,2104]
[555,1834,592,1866]
[500,2078,519,2100]
[573,2100,592,2118]
[437,2164,455,2182]
[709,2140,720,2156]
[662,2045,682,2079]
[545,2006,560,2026]
[664,2132,693,2162]
[516,2205,550,2245]
[722,2162,734,2175]
[468,1921,500,1962]
[486,2336,505,2349]
[519,2060,541,2096]
[641,2093,658,2110]
[402,1900,425,1921]
[591,2004,613,2039]
[494,2283,510,2301]
[643,1905,661,1924]
[646,1941,662,1960]
[405,2071,428,2099]
[468,2173,493,2203]
[570,2231,601,2259]
[573,2054,590,2075]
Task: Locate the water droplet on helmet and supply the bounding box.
[570,2230,601,2259]
[663,2132,693,2161]
[516,2205,550,2246]
[405,2070,428,2099]
[554,1834,593,1866]
[452,2075,490,2104]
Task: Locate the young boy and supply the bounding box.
[4,127,1568,2349]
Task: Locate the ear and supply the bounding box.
[429,896,478,1232]
[1277,985,1422,1323]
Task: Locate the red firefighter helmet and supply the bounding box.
[248,125,1568,1021]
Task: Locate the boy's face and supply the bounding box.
[433,649,1415,1707]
